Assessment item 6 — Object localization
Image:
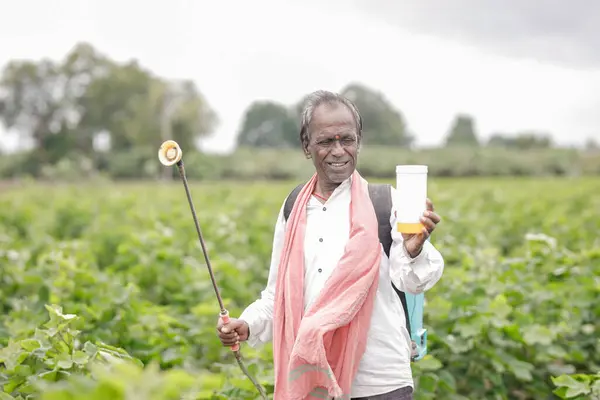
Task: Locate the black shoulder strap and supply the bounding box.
[367,183,393,258]
[282,181,412,339]
[367,184,412,338]
[283,183,305,221]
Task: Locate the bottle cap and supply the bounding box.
[396,165,428,174]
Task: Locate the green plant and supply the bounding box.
[552,372,600,399]
[1,177,598,399]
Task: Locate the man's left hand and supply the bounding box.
[402,198,441,258]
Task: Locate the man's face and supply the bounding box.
[305,103,359,186]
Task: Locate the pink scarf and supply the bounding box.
[272,170,382,399]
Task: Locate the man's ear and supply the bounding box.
[303,142,311,159]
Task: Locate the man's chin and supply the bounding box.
[324,166,354,183]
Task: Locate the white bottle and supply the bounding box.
[395,165,428,234]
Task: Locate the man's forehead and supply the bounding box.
[313,128,356,139]
[312,101,353,118]
[308,102,358,137]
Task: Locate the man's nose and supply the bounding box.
[330,140,345,155]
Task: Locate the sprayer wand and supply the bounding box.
[158,140,268,399]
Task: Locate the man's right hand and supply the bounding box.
[216,317,250,347]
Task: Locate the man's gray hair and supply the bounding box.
[298,90,363,154]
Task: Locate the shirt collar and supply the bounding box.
[314,174,353,204]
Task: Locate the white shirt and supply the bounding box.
[239,176,445,398]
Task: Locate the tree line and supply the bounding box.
[0,42,597,180]
[0,43,216,160]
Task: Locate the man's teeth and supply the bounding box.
[330,162,346,166]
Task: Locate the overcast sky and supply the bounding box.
[1,0,599,153]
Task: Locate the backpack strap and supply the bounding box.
[366,184,412,340]
[283,183,305,221]
[366,183,393,258]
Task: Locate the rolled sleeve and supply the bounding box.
[238,198,287,348]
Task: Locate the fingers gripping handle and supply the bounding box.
[219,310,267,399]
[220,310,240,352]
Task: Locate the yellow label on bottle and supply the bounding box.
[397,222,424,234]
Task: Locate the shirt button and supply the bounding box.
[319,238,323,242]
[318,268,322,273]
[323,207,327,211]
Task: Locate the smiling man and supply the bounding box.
[216,90,445,400]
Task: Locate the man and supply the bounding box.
[217,90,444,400]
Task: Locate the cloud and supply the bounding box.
[351,0,600,70]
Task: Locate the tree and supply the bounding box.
[512,131,553,150]
[340,83,413,147]
[0,42,110,163]
[487,131,553,150]
[237,83,413,149]
[79,61,217,153]
[487,132,512,148]
[444,114,479,147]
[236,101,298,148]
[285,83,414,148]
[0,41,218,172]
[585,137,598,150]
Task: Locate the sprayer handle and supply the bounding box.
[220,310,240,352]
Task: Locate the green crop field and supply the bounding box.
[1,177,599,400]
